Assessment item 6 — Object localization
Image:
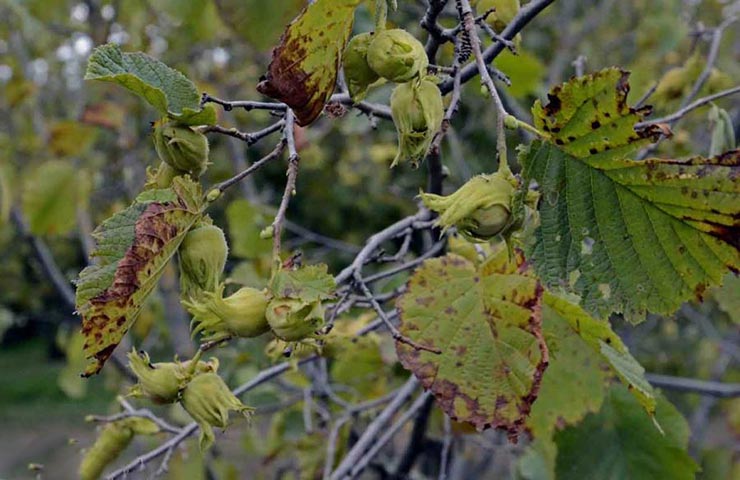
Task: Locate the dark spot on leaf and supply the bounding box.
[591,120,601,129]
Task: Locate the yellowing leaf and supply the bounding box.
[256,0,361,126]
[396,249,548,438]
[85,44,216,126]
[76,177,203,376]
[523,68,740,322]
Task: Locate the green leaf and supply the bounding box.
[554,385,698,480]
[522,67,740,322]
[544,292,656,416]
[269,264,336,302]
[526,296,609,439]
[256,0,361,126]
[75,177,203,376]
[22,160,90,236]
[85,43,216,125]
[225,199,271,259]
[396,249,548,437]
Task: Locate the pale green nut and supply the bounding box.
[344,32,380,102]
[180,372,253,451]
[390,79,444,168]
[178,224,228,300]
[265,297,325,342]
[126,349,217,404]
[153,120,210,177]
[367,29,428,83]
[183,283,271,342]
[420,172,517,241]
[79,418,158,480]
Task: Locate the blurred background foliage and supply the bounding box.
[0,0,738,478]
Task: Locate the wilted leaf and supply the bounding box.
[555,385,698,480]
[269,264,335,302]
[22,160,89,236]
[523,68,740,322]
[76,177,203,376]
[85,43,216,125]
[396,249,548,437]
[256,0,361,126]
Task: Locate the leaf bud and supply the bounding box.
[367,29,428,83]
[179,224,229,300]
[390,79,444,168]
[153,120,210,177]
[127,349,216,403]
[344,32,380,102]
[180,372,253,451]
[265,298,325,342]
[420,172,517,241]
[183,283,271,342]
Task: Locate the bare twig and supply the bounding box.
[354,274,441,354]
[439,415,453,480]
[335,210,432,285]
[201,120,284,146]
[212,141,286,194]
[11,209,76,307]
[271,109,300,261]
[646,373,740,398]
[329,376,420,480]
[439,0,557,94]
[458,0,510,168]
[348,391,434,479]
[635,86,740,128]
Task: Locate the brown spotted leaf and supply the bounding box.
[396,248,548,438]
[522,68,740,322]
[75,177,203,376]
[256,0,361,126]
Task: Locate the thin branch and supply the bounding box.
[681,16,738,108]
[201,120,284,146]
[272,109,300,261]
[354,273,441,354]
[11,208,76,307]
[348,391,434,479]
[458,0,510,168]
[646,373,740,398]
[201,93,286,112]
[392,395,435,478]
[635,86,740,128]
[438,415,453,480]
[439,0,557,94]
[329,376,420,480]
[335,210,432,285]
[212,140,286,194]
